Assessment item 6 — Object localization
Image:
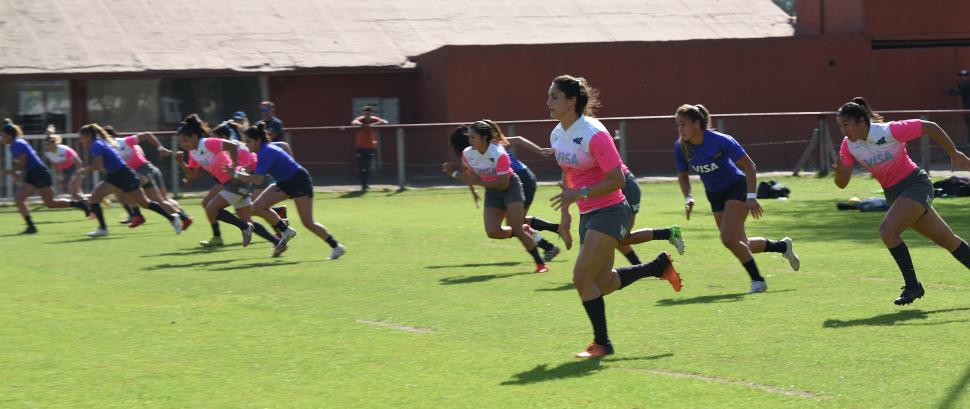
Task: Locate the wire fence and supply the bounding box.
[3,109,970,200]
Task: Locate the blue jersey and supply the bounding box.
[254,142,302,181]
[508,152,528,172]
[674,130,746,192]
[10,138,45,171]
[90,139,125,173]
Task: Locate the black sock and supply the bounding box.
[147,202,174,221]
[131,206,142,217]
[951,241,970,269]
[764,239,787,253]
[91,203,107,229]
[742,258,764,282]
[582,296,610,346]
[210,223,221,237]
[889,242,919,287]
[275,220,288,232]
[618,253,667,289]
[529,217,560,232]
[325,235,339,249]
[652,228,672,240]
[527,246,543,264]
[623,250,641,265]
[68,200,86,212]
[216,209,248,230]
[122,204,135,217]
[177,210,191,221]
[536,238,555,251]
[252,222,280,245]
[24,215,34,228]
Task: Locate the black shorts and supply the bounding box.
[105,167,141,193]
[705,176,747,213]
[621,171,641,214]
[275,168,314,198]
[484,173,526,209]
[515,168,537,210]
[578,201,633,244]
[24,166,53,189]
[884,168,933,211]
[135,163,166,190]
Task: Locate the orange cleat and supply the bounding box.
[534,263,549,273]
[575,341,614,359]
[659,251,682,292]
[128,215,146,228]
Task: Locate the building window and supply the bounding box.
[0,80,70,133]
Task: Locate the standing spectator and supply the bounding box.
[351,105,388,192]
[259,101,285,142]
[230,111,250,139]
[948,69,970,136]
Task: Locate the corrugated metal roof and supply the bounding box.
[0,0,794,75]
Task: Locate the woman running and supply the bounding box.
[42,126,85,201]
[548,75,681,359]
[1,119,89,234]
[834,97,970,305]
[448,125,562,263]
[674,104,800,294]
[232,122,346,260]
[442,121,550,273]
[175,117,282,250]
[104,126,192,230]
[78,123,182,237]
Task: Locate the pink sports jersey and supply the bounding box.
[461,143,511,182]
[44,144,78,170]
[840,119,922,188]
[187,138,254,184]
[551,116,626,213]
[116,136,149,170]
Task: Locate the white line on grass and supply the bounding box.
[356,320,434,334]
[619,367,824,399]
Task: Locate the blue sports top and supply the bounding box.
[10,138,45,171]
[254,142,303,181]
[674,130,747,192]
[90,138,126,173]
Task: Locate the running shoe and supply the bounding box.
[749,280,767,294]
[272,244,289,258]
[171,214,183,235]
[894,283,925,305]
[575,341,614,359]
[181,216,193,232]
[782,237,800,271]
[542,246,561,263]
[277,227,297,249]
[87,228,108,237]
[659,252,682,292]
[19,225,38,235]
[128,215,146,228]
[669,225,685,255]
[329,243,347,260]
[199,237,224,247]
[241,222,254,247]
[534,263,549,273]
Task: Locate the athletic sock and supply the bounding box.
[216,209,248,230]
[764,239,788,253]
[889,242,919,287]
[146,202,174,222]
[617,253,667,289]
[536,238,555,251]
[24,215,34,228]
[651,228,672,240]
[91,203,107,229]
[742,258,764,282]
[324,235,339,249]
[623,250,641,265]
[529,217,560,232]
[122,204,135,217]
[177,210,191,221]
[582,296,610,346]
[131,206,142,217]
[68,200,86,212]
[527,246,543,264]
[951,241,970,269]
[252,222,280,245]
[210,223,221,238]
[274,220,289,232]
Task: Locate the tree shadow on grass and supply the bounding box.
[938,362,970,409]
[207,261,302,271]
[823,308,970,328]
[655,289,795,306]
[501,353,674,385]
[426,261,526,269]
[439,271,533,285]
[535,283,575,292]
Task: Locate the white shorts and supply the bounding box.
[219,190,253,209]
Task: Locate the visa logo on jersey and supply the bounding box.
[691,162,720,173]
[862,151,894,168]
[556,151,579,166]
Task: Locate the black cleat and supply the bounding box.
[894,283,925,305]
[19,225,38,235]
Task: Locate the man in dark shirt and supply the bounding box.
[260,101,285,142]
[948,69,970,136]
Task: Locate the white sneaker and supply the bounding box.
[749,280,767,294]
[171,214,182,235]
[329,243,347,260]
[782,237,800,271]
[87,227,108,237]
[277,227,297,248]
[241,222,254,247]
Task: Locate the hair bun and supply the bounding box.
[851,97,867,106]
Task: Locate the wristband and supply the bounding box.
[579,186,590,199]
[451,170,459,178]
[746,193,757,200]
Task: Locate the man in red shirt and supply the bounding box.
[351,106,388,192]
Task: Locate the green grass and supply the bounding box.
[3,175,970,408]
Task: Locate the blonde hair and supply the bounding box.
[2,118,24,138]
[79,123,116,146]
[46,125,63,144]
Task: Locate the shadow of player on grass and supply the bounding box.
[823,308,970,328]
[501,353,674,385]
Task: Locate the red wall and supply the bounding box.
[864,0,970,39]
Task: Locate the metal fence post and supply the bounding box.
[920,114,930,175]
[506,124,517,157]
[396,127,406,190]
[170,134,180,198]
[716,118,726,132]
[818,118,830,176]
[618,120,628,164]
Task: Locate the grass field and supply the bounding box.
[3,175,970,408]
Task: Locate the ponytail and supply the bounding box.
[481,119,509,146]
[176,113,210,139]
[2,118,23,138]
[244,121,271,146]
[79,123,115,145]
